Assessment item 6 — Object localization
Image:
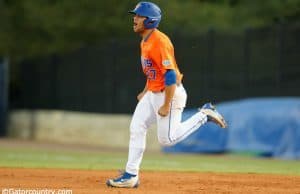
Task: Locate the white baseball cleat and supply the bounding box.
[106,171,139,188]
[199,102,227,128]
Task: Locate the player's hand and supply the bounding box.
[137,91,146,101]
[158,104,170,117]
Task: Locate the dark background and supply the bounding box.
[12,23,300,113]
[1,0,300,135]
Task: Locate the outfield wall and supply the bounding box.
[8,98,300,159]
[7,110,160,151]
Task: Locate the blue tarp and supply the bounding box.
[163,98,300,160]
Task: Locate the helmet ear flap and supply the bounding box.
[143,17,161,29]
[143,17,151,27]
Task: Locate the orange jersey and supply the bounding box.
[140,29,183,92]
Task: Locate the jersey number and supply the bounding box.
[146,69,156,80]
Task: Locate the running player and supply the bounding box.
[106,1,227,188]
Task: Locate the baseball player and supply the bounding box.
[106,1,227,188]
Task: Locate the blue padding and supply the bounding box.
[165,70,176,86]
[162,97,300,160]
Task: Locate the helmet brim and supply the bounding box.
[128,11,136,15]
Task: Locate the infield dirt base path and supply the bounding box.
[0,168,300,194]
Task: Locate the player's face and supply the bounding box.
[133,14,146,33]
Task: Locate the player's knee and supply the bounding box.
[157,136,174,147]
[130,120,146,135]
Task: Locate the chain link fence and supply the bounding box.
[12,23,300,113]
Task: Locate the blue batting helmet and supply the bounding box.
[129,2,162,29]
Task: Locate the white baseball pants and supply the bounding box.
[126,84,207,175]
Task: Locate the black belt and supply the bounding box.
[152,89,164,93]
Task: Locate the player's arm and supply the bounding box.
[158,69,176,117]
[137,82,148,101]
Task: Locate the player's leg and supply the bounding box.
[158,107,208,146]
[165,102,227,145]
[155,104,207,146]
[154,84,226,146]
[151,84,204,146]
[107,91,156,188]
[126,92,156,175]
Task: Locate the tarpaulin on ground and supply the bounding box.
[162,98,300,159]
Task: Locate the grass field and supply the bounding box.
[0,143,300,176]
[1,139,300,193]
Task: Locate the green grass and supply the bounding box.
[0,147,300,176]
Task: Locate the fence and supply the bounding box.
[0,57,9,136]
[12,23,300,113]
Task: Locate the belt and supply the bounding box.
[151,83,182,93]
[152,89,164,93]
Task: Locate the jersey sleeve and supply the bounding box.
[159,42,176,71]
[151,39,176,73]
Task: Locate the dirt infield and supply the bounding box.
[1,168,300,194]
